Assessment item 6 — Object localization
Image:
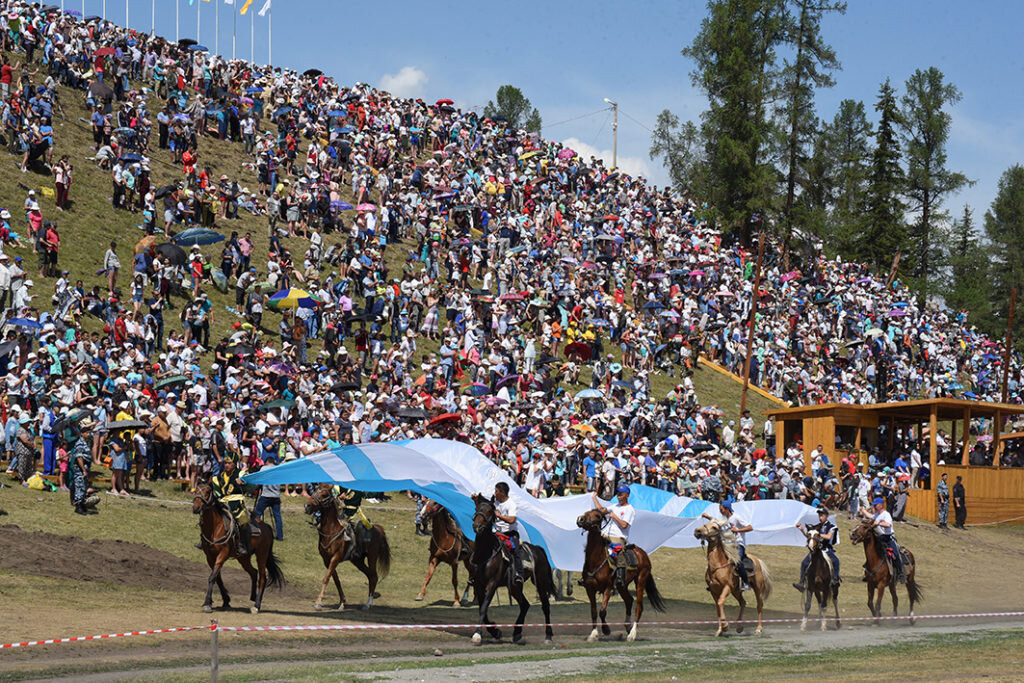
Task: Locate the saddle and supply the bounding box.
[739,556,755,576]
[496,540,535,578]
[606,543,639,570]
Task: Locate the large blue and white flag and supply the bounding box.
[243,439,818,569]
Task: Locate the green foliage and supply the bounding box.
[899,67,971,301]
[985,165,1024,340]
[862,79,906,274]
[483,85,542,132]
[945,204,990,325]
[648,109,708,195]
[682,0,789,244]
[824,99,873,253]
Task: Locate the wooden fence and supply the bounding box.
[906,464,1024,525]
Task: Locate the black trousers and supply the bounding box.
[954,503,967,526]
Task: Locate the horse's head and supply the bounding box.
[420,500,441,521]
[849,517,873,545]
[806,529,821,553]
[471,493,494,535]
[304,483,334,516]
[694,519,723,543]
[192,481,214,514]
[576,507,605,532]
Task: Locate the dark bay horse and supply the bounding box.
[850,517,922,624]
[304,483,392,610]
[415,500,474,607]
[800,530,840,631]
[576,508,666,642]
[694,519,773,636]
[192,481,284,614]
[470,493,555,645]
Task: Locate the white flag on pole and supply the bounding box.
[257,0,270,17]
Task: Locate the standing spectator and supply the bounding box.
[952,475,967,529]
[103,240,120,294]
[936,471,949,529]
[0,253,10,312]
[53,155,72,210]
[252,454,284,540]
[14,413,37,484]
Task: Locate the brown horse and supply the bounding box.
[575,508,666,642]
[304,484,392,610]
[191,481,284,614]
[849,517,922,624]
[800,530,840,632]
[693,519,773,636]
[415,500,474,606]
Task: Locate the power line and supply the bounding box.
[542,107,611,131]
[619,108,653,133]
[590,110,612,147]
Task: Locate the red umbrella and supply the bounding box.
[565,342,592,361]
[604,214,619,222]
[500,292,524,302]
[428,413,461,427]
[94,47,116,57]
[436,98,454,106]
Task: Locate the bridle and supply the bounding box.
[307,485,349,550]
[472,499,494,535]
[696,521,732,574]
[192,482,215,509]
[193,482,230,546]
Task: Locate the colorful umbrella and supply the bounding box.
[266,288,323,310]
[461,383,490,397]
[557,148,576,159]
[574,389,604,401]
[428,413,461,427]
[356,203,377,212]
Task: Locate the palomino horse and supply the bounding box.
[304,483,392,610]
[469,493,555,645]
[800,530,840,631]
[192,481,284,614]
[415,500,474,607]
[849,516,922,624]
[576,508,666,642]
[693,519,773,636]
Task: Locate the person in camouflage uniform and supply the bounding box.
[69,420,98,515]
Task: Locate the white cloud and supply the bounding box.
[379,66,428,99]
[561,137,654,182]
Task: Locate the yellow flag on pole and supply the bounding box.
[239,0,253,14]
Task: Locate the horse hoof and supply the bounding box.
[586,629,599,642]
[736,625,744,634]
[471,633,482,645]
[800,620,807,632]
[820,623,827,632]
[626,631,637,643]
[338,603,345,612]
[543,638,553,645]
[453,601,461,608]
[314,603,324,610]
[755,628,763,636]
[250,606,259,615]
[201,604,212,613]
[373,592,381,599]
[414,595,424,602]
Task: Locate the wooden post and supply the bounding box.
[993,409,1003,468]
[928,405,938,486]
[961,408,971,466]
[211,620,219,683]
[739,232,766,420]
[1003,288,1016,404]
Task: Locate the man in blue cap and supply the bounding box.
[703,498,754,591]
[871,496,904,583]
[592,485,636,587]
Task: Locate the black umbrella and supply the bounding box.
[155,242,187,266]
[154,375,188,390]
[178,38,198,47]
[225,344,255,356]
[303,68,323,77]
[153,184,177,199]
[346,312,374,323]
[0,339,16,358]
[88,81,114,100]
[690,443,716,453]
[105,419,150,431]
[40,4,60,12]
[83,15,102,22]
[397,407,430,420]
[331,381,361,393]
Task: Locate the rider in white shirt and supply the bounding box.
[702,499,754,590]
[592,485,636,586]
[871,496,904,582]
[493,482,525,583]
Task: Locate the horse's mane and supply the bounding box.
[717,524,740,565]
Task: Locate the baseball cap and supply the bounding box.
[616,485,630,494]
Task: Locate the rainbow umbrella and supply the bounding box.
[266,288,323,310]
[356,203,377,212]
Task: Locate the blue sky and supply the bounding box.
[99,0,1024,221]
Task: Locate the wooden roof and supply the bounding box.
[763,398,1024,422]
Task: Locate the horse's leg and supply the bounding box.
[451,561,462,607]
[735,582,748,634]
[599,586,613,636]
[714,585,731,637]
[832,585,842,630]
[801,586,812,632]
[818,589,827,632]
[539,578,553,644]
[511,584,529,644]
[315,552,343,610]
[872,582,884,625]
[907,571,917,625]
[623,569,640,642]
[202,552,219,612]
[472,581,499,645]
[586,586,600,642]
[251,542,268,615]
[350,555,377,607]
[415,556,440,602]
[889,578,899,617]
[237,553,257,603]
[566,570,573,597]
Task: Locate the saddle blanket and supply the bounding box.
[606,543,639,570]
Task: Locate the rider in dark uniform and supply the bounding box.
[792,506,840,591]
[211,457,252,555]
[340,487,373,544]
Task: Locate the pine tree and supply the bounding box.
[946,205,989,323]
[985,165,1024,340]
[649,110,708,195]
[826,99,872,253]
[862,79,905,274]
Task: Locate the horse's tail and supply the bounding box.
[374,525,392,578]
[531,547,557,601]
[757,558,773,601]
[265,550,285,590]
[907,576,924,604]
[644,574,667,612]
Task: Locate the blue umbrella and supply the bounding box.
[325,110,347,117]
[189,45,209,52]
[245,86,264,94]
[574,389,605,400]
[331,201,354,211]
[65,9,81,16]
[335,125,355,134]
[7,318,42,330]
[272,106,293,118]
[171,228,225,246]
[642,301,665,310]
[172,113,191,123]
[119,153,143,163]
[588,319,610,327]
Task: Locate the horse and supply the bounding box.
[849,516,922,624]
[799,530,840,631]
[415,500,474,607]
[469,493,555,645]
[575,508,666,642]
[304,483,392,610]
[191,480,284,614]
[693,519,773,636]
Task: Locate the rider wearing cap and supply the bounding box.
[591,485,636,587]
[211,457,252,555]
[871,496,904,583]
[493,482,525,584]
[793,507,840,591]
[703,499,754,591]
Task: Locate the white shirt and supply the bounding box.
[873,509,894,536]
[494,498,518,534]
[602,502,635,542]
[726,512,750,547]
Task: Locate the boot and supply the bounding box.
[415,522,428,537]
[74,504,88,515]
[614,566,626,588]
[236,525,251,556]
[512,547,525,584]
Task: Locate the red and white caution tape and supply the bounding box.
[0,625,210,650]
[4,611,1024,649]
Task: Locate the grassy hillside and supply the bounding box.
[1,59,779,421]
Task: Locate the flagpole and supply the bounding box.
[176,0,179,42]
[102,0,106,21]
[215,0,219,56]
[125,0,128,28]
[250,7,254,65]
[152,0,155,34]
[268,7,271,66]
[197,0,200,44]
[232,2,236,60]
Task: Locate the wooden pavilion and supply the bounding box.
[763,398,1024,525]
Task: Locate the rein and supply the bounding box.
[194,485,231,547]
[311,488,351,552]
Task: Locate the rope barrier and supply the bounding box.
[4,611,1024,649]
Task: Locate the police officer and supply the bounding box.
[69,419,97,515]
[792,507,840,591]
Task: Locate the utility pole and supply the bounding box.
[740,232,766,420]
[1002,287,1015,403]
[604,98,618,170]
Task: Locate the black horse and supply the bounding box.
[470,493,555,645]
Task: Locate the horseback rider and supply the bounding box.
[340,486,374,545]
[492,482,526,584]
[211,457,252,556]
[702,499,753,591]
[591,485,636,588]
[793,506,840,591]
[871,496,905,583]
